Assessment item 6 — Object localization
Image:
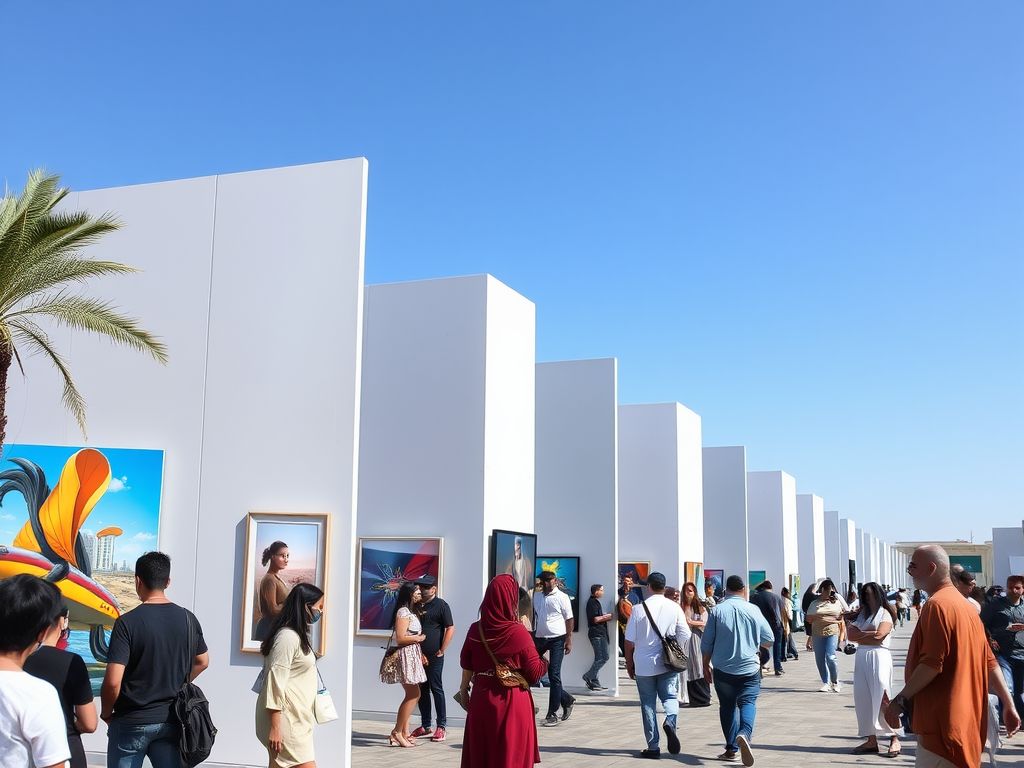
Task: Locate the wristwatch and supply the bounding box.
[893,694,908,710]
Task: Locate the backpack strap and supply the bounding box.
[183,610,196,687]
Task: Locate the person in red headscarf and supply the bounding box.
[459,574,547,768]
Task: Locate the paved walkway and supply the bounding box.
[352,615,1024,767]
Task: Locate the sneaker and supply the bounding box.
[774,670,784,676]
[430,727,446,742]
[409,726,432,739]
[718,751,739,762]
[562,695,576,721]
[640,749,661,759]
[832,682,842,693]
[582,675,598,691]
[818,684,833,692]
[543,714,560,727]
[736,734,754,766]
[594,682,608,690]
[663,722,680,755]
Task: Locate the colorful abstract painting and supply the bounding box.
[684,561,703,591]
[537,555,580,632]
[618,561,649,602]
[704,569,724,600]
[357,538,442,637]
[749,570,767,590]
[0,443,164,692]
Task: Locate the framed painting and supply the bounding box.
[704,569,724,600]
[241,512,331,653]
[537,556,580,632]
[490,529,537,594]
[684,561,703,590]
[618,561,649,602]
[0,444,165,694]
[748,570,767,590]
[356,537,442,637]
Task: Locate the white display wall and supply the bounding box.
[992,527,1024,586]
[618,403,703,589]
[353,275,536,719]
[839,518,857,591]
[535,359,619,695]
[746,471,798,587]
[823,510,841,585]
[796,494,826,588]
[4,160,369,767]
[702,447,749,586]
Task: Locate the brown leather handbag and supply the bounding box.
[478,625,529,689]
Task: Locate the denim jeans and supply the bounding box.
[636,671,679,750]
[812,634,839,685]
[107,720,180,768]
[996,653,1024,723]
[586,634,610,685]
[418,651,447,729]
[712,669,760,753]
[534,634,573,716]
[771,626,784,671]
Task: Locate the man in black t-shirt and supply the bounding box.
[100,552,210,768]
[409,576,454,742]
[749,581,786,675]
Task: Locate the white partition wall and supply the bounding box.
[839,518,857,592]
[856,529,866,586]
[2,160,369,766]
[354,275,536,718]
[535,359,619,694]
[823,510,841,584]
[619,403,703,588]
[993,526,1024,586]
[797,494,827,588]
[746,471,798,587]
[702,447,749,587]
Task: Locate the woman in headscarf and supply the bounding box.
[459,575,547,768]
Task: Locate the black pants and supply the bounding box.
[417,652,447,729]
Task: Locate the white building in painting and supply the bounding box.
[94,532,117,572]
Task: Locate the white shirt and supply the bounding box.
[851,607,893,649]
[533,587,573,638]
[624,594,692,677]
[0,670,71,768]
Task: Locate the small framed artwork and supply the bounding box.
[704,569,725,600]
[241,512,331,654]
[357,538,442,637]
[536,556,581,632]
[490,529,538,595]
[748,570,767,590]
[684,562,703,590]
[618,562,649,602]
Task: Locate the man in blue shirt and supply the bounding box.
[701,575,773,766]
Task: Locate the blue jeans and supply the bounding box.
[712,669,760,753]
[771,626,784,671]
[106,720,180,768]
[586,634,610,684]
[636,671,679,750]
[418,651,447,729]
[534,634,572,717]
[812,634,839,685]
[997,654,1024,723]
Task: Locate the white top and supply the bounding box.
[0,670,71,768]
[851,606,893,649]
[533,587,573,638]
[624,594,692,677]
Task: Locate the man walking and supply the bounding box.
[100,552,210,768]
[749,581,786,676]
[410,575,455,742]
[701,575,773,766]
[584,583,613,690]
[624,571,691,760]
[980,574,1024,726]
[885,545,1019,768]
[533,570,576,726]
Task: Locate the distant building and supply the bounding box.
[80,529,96,570]
[894,540,993,587]
[94,527,124,572]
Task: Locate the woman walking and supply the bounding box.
[460,575,547,768]
[255,582,324,768]
[846,583,900,757]
[681,582,712,707]
[807,579,846,692]
[387,583,428,747]
[780,587,799,660]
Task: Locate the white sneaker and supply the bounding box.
[818,684,833,692]
[832,682,842,693]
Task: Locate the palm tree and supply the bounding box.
[0,170,168,445]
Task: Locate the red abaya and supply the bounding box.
[460,575,547,768]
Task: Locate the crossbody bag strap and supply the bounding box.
[183,610,196,687]
[641,599,668,642]
[478,623,505,671]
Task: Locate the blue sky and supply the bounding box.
[1,3,1020,543]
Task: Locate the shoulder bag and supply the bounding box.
[641,599,688,673]
[313,665,339,723]
[478,624,529,689]
[379,632,402,684]
[174,611,217,767]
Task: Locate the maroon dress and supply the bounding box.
[460,576,547,768]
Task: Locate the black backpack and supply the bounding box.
[174,611,217,766]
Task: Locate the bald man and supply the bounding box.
[885,545,1019,768]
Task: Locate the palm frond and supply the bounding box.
[6,318,87,438]
[9,294,169,364]
[0,171,69,258]
[0,255,138,316]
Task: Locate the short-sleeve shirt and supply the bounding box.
[807,598,843,637]
[906,584,997,768]
[534,588,572,638]
[625,595,691,677]
[851,607,893,649]
[980,596,1024,660]
[700,595,774,676]
[107,602,208,724]
[587,596,609,639]
[419,597,454,656]
[23,645,94,737]
[0,670,71,768]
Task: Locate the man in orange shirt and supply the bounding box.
[885,545,1019,768]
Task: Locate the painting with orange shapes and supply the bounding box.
[0,444,164,692]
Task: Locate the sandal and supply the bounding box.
[850,743,879,754]
[887,740,901,758]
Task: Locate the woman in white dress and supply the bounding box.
[388,582,427,748]
[846,582,901,758]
